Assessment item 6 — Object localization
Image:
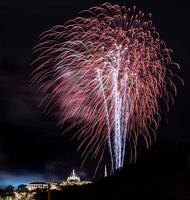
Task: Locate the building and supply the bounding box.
[26,170,92,191]
[62,169,92,186]
[48,182,63,190]
[27,182,48,191]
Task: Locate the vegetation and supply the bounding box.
[0,185,34,200]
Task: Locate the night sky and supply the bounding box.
[0,0,189,187]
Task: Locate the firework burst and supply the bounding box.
[31,3,181,174]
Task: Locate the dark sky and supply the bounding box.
[0,0,189,187]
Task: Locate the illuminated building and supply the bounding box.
[26,170,92,191]
[27,182,48,191]
[62,169,92,186]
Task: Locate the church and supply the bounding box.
[62,169,92,186]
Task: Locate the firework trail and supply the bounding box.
[31,3,182,174]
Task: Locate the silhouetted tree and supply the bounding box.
[4,185,15,197]
[0,188,6,198]
[17,184,29,193]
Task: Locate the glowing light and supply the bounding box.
[32,3,182,174]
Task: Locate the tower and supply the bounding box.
[104,165,107,177]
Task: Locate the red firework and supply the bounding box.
[31,3,182,173]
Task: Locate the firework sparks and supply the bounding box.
[31,3,181,174]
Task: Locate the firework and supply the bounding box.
[32,3,181,174]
